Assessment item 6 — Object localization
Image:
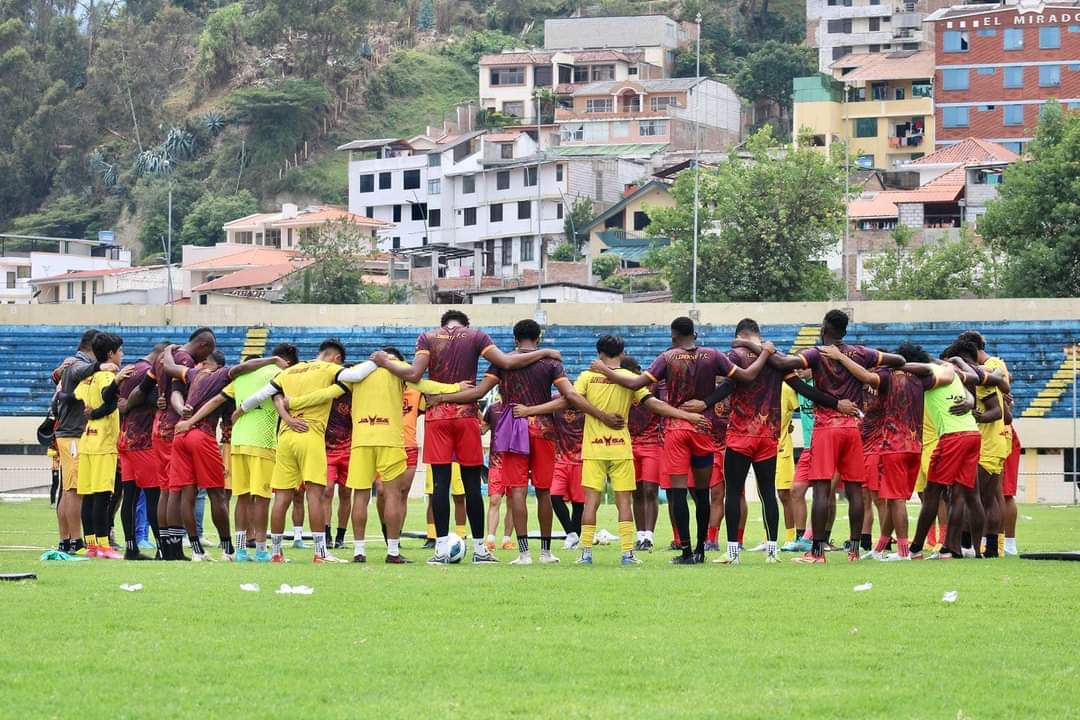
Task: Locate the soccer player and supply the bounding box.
[784,367,817,552]
[790,310,905,564]
[1002,395,1022,556]
[74,332,133,559]
[591,317,771,564]
[116,342,166,560]
[573,335,707,565]
[324,390,353,549]
[622,357,662,552]
[421,318,616,565]
[384,310,563,565]
[480,399,511,550]
[776,380,801,551]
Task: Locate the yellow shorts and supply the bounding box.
[776,453,795,491]
[271,433,327,490]
[231,452,275,498]
[58,437,80,492]
[347,446,408,490]
[916,440,937,493]
[76,453,117,495]
[221,443,232,491]
[582,458,635,493]
[424,462,465,495]
[978,455,1006,475]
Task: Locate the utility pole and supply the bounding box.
[690,12,702,321]
[535,92,546,325]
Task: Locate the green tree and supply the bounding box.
[979,101,1080,297]
[418,0,435,30]
[647,125,845,302]
[550,242,578,262]
[438,29,518,72]
[734,41,816,134]
[592,253,619,280]
[862,225,991,300]
[228,79,330,172]
[179,190,259,247]
[563,196,593,252]
[195,3,248,88]
[286,219,409,304]
[9,195,111,238]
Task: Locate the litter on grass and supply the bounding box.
[276,583,314,595]
[854,582,873,592]
[1023,515,1033,521]
[942,590,959,603]
[119,583,143,592]
[240,583,260,592]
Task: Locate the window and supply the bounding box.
[1040,26,1061,49]
[561,124,584,142]
[1004,27,1023,50]
[365,206,374,217]
[524,167,537,187]
[502,101,524,117]
[392,237,400,249]
[411,202,427,221]
[639,119,668,137]
[573,65,589,83]
[428,179,441,195]
[1040,65,1061,87]
[1072,25,1080,33]
[1003,66,1023,88]
[534,65,553,87]
[496,171,510,190]
[80,281,86,304]
[358,174,374,193]
[491,296,516,304]
[629,65,638,76]
[490,203,503,223]
[912,81,932,98]
[5,272,14,289]
[941,68,969,90]
[520,237,534,262]
[403,169,420,189]
[832,46,852,61]
[500,143,514,159]
[611,121,631,139]
[943,31,968,52]
[855,117,878,137]
[650,95,679,111]
[428,209,441,227]
[856,154,874,169]
[490,67,524,85]
[66,282,73,300]
[591,64,615,81]
[977,67,996,75]
[501,238,513,266]
[556,164,564,182]
[17,265,28,279]
[517,200,531,219]
[942,106,969,127]
[463,207,477,226]
[827,19,852,34]
[586,98,613,113]
[462,175,475,194]
[198,294,207,305]
[1001,141,1024,154]
[556,202,563,219]
[1003,104,1024,126]
[869,17,880,32]
[976,28,996,37]
[633,211,649,231]
[378,171,391,189]
[428,152,441,167]
[393,204,401,222]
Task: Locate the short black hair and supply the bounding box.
[735,318,760,337]
[958,330,985,351]
[208,350,226,366]
[188,326,216,343]
[896,342,930,364]
[944,340,979,363]
[91,332,123,363]
[271,343,299,366]
[320,338,347,363]
[620,355,641,374]
[513,318,542,342]
[382,346,404,362]
[823,309,849,338]
[440,310,469,327]
[78,329,100,351]
[596,335,625,358]
[670,316,695,337]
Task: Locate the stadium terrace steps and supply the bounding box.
[1022,344,1079,418]
[241,326,270,359]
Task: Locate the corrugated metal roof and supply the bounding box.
[336,138,412,152]
[848,193,900,219]
[572,77,702,95]
[832,51,935,82]
[548,143,667,158]
[909,137,1019,166]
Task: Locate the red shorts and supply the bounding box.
[406,446,419,468]
[423,417,484,466]
[663,429,715,481]
[152,436,172,490]
[928,431,980,489]
[487,459,505,497]
[633,444,663,485]
[169,429,225,491]
[794,448,812,486]
[863,452,882,493]
[551,461,585,504]
[806,426,865,484]
[725,433,779,463]
[499,434,556,490]
[1002,430,1021,497]
[710,458,724,489]
[120,448,158,489]
[326,447,350,486]
[879,452,921,500]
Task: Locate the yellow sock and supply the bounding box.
[426,523,436,540]
[618,521,634,553]
[86,534,97,547]
[581,524,596,548]
[785,527,796,544]
[455,524,467,539]
[998,533,1005,548]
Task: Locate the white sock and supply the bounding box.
[474,538,486,554]
[293,526,304,541]
[313,532,326,557]
[645,530,654,542]
[387,539,400,557]
[436,536,449,556]
[1004,537,1017,553]
[235,530,247,550]
[566,531,579,541]
[271,533,283,555]
[486,534,495,543]
[766,540,778,556]
[353,540,366,557]
[728,541,740,560]
[255,541,266,553]
[636,530,645,542]
[501,535,512,544]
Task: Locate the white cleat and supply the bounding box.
[222,553,236,562]
[510,555,533,565]
[562,532,580,550]
[748,542,769,552]
[191,552,215,562]
[713,554,740,565]
[539,552,561,564]
[321,552,348,563]
[883,553,911,562]
[594,529,617,546]
[961,547,977,559]
[861,550,884,561]
[765,553,780,564]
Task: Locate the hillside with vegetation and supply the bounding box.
[0,0,810,262]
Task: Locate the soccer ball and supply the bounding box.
[446,533,466,563]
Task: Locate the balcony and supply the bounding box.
[555,108,671,122]
[893,11,923,28]
[843,96,933,119]
[819,3,893,18]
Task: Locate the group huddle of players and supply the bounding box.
[46,307,1022,566]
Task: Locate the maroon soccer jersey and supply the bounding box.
[219,407,233,445]
[859,370,888,452]
[184,366,232,436]
[645,346,735,434]
[415,325,496,421]
[488,356,566,440]
[711,397,731,449]
[726,347,783,440]
[119,359,156,451]
[799,344,882,429]
[325,392,353,452]
[154,348,196,441]
[879,370,935,455]
[483,401,506,471]
[550,395,584,464]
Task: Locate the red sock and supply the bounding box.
[737,528,745,544]
[898,538,910,557]
[874,535,890,553]
[927,525,937,546]
[673,527,682,545]
[939,523,948,545]
[706,526,718,544]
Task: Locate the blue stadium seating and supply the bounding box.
[0,321,1077,418]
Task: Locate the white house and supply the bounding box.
[0,236,132,304]
[467,281,624,305]
[30,265,178,305]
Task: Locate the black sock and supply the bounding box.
[324,524,331,542]
[551,495,573,534]
[690,487,710,553]
[221,538,235,555]
[910,538,923,554]
[984,533,998,557]
[517,535,528,554]
[823,530,832,545]
[59,538,70,553]
[961,531,973,549]
[189,534,204,556]
[796,528,805,540]
[541,537,551,552]
[336,527,347,544]
[571,502,584,536]
[860,533,872,551]
[669,488,691,557]
[73,537,85,552]
[812,539,825,558]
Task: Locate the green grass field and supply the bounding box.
[3,498,1080,719]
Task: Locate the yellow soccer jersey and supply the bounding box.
[976,359,1010,460]
[75,370,119,455]
[271,360,343,437]
[777,382,799,459]
[574,368,649,461]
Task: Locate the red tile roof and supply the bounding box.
[273,207,387,228]
[192,262,310,292]
[909,138,1019,166]
[848,193,900,219]
[185,247,301,271]
[31,266,160,283]
[829,51,935,81]
[479,51,553,66]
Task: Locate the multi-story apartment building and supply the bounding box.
[0,236,131,304]
[806,0,949,71]
[793,50,935,168]
[926,0,1080,152]
[544,15,696,76]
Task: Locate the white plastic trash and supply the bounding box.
[119,583,143,592]
[276,583,314,595]
[240,583,260,592]
[854,582,873,592]
[942,590,958,603]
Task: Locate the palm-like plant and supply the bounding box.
[202,111,226,135]
[88,150,118,187]
[164,127,196,160]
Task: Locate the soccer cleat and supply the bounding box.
[713,554,740,565]
[385,554,413,564]
[928,551,954,560]
[668,541,680,551]
[123,550,151,561]
[670,554,697,565]
[693,550,706,565]
[861,550,883,561]
[254,550,272,562]
[422,538,436,550]
[794,538,812,552]
[192,552,216,562]
[575,554,593,565]
[883,553,911,562]
[484,540,496,552]
[472,551,499,564]
[426,553,451,565]
[73,546,89,557]
[633,540,644,552]
[823,542,841,553]
[270,553,287,564]
[640,539,654,552]
[703,541,721,552]
[292,538,308,549]
[138,539,156,551]
[563,533,580,551]
[792,552,826,565]
[780,541,800,552]
[594,529,617,545]
[847,551,860,563]
[961,547,977,559]
[222,553,236,562]
[320,553,348,564]
[621,553,642,566]
[86,545,100,559]
[98,547,123,560]
[539,553,560,565]
[234,549,251,562]
[1004,547,1019,557]
[748,542,769,552]
[510,555,533,566]
[908,550,924,561]
[765,553,780,564]
[352,554,367,563]
[332,539,345,550]
[500,540,515,551]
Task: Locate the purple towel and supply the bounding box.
[493,404,530,455]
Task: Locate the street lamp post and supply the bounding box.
[535,92,546,325]
[691,12,702,321]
